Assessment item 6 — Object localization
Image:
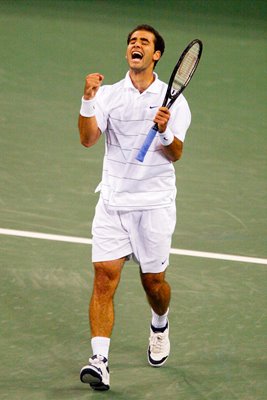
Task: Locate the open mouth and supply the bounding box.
[131,51,143,60]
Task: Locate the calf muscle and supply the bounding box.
[89,259,125,337]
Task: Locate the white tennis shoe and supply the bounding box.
[80,355,110,391]
[147,322,170,367]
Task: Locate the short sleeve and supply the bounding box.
[168,95,191,142]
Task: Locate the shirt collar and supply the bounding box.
[124,71,161,94]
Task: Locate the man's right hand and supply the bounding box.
[83,73,104,100]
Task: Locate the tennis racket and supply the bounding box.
[136,39,203,162]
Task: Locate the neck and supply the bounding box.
[129,69,155,93]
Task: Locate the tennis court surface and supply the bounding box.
[0,1,266,399]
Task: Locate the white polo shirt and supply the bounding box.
[94,72,191,211]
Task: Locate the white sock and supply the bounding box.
[91,336,110,359]
[151,308,169,329]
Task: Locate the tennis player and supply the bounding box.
[79,24,191,391]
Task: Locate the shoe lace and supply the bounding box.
[149,332,166,353]
[89,355,106,365]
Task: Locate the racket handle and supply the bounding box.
[136,125,158,162]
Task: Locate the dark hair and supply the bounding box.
[127,24,165,67]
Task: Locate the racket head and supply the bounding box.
[163,39,203,108]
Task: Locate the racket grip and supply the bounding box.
[136,126,158,162]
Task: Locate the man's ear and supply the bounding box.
[153,50,161,62]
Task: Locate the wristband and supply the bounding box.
[80,97,96,117]
[159,128,174,146]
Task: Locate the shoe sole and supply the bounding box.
[148,353,169,367]
[80,367,110,391]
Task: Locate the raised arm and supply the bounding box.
[78,73,104,148]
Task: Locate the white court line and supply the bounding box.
[0,227,267,265]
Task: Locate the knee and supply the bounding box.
[141,273,165,296]
[93,261,121,296]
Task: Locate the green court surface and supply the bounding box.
[0,1,266,399]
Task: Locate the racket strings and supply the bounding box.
[173,43,201,90]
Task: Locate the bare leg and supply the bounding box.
[140,270,171,367]
[89,258,126,338]
[140,270,171,315]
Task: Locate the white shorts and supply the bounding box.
[91,197,176,273]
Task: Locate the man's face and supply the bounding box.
[126,30,161,72]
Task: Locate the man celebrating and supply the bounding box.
[79,24,191,391]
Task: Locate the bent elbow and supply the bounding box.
[79,125,101,148]
[167,146,183,162]
[79,131,100,147]
[174,150,183,161]
[170,152,182,163]
[80,138,94,148]
[80,138,90,147]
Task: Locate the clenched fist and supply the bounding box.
[154,107,170,133]
[83,73,104,100]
